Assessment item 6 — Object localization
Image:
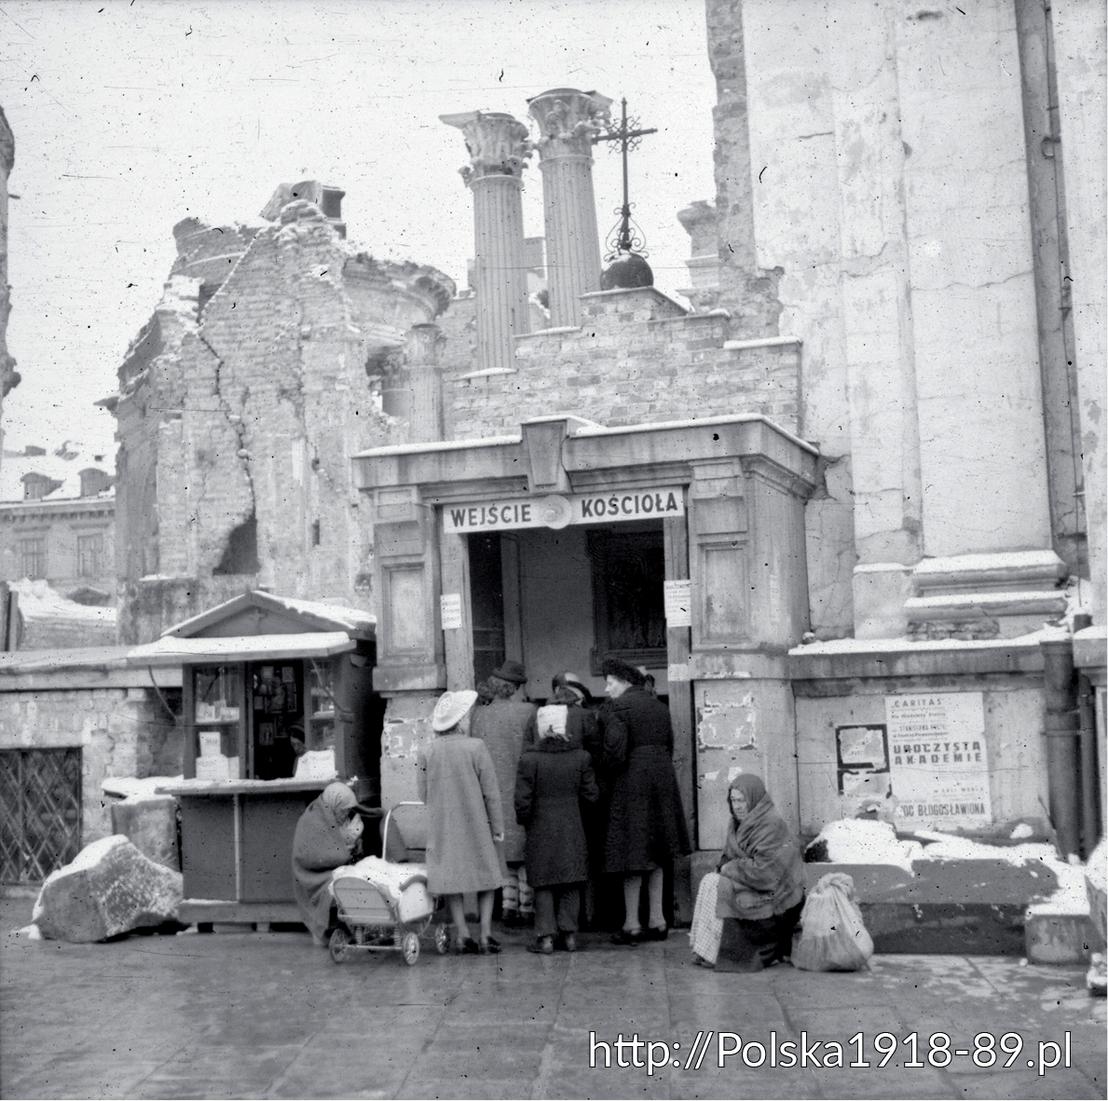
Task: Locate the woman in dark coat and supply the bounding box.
[688,773,805,971]
[600,658,691,944]
[515,719,599,953]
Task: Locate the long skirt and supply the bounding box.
[688,872,803,971]
[688,872,725,963]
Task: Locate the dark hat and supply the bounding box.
[552,671,592,705]
[489,659,528,685]
[600,657,646,687]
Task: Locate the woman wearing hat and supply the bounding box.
[418,689,506,954]
[470,660,538,926]
[601,657,691,945]
[291,781,373,945]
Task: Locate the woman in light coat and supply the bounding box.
[418,689,506,954]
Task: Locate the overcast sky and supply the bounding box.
[1,0,717,457]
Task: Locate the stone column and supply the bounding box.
[527,88,611,327]
[406,323,446,444]
[440,111,531,374]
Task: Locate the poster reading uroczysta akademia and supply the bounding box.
[885,692,991,828]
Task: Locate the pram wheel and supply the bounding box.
[328,926,352,964]
[434,923,449,955]
[401,931,420,966]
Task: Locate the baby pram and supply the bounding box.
[328,801,449,965]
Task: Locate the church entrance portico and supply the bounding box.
[353,413,818,914]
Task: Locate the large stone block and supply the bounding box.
[32,836,183,943]
[109,795,180,871]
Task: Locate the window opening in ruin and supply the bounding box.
[311,520,321,547]
[320,188,343,219]
[212,515,260,575]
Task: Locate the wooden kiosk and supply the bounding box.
[128,591,384,928]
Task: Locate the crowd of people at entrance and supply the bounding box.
[291,656,806,968]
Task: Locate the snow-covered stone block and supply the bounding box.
[109,795,179,871]
[32,835,183,942]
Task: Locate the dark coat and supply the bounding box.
[602,686,691,873]
[715,789,804,921]
[515,738,599,888]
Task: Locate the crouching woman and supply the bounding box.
[689,774,805,971]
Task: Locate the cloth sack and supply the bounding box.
[792,872,873,972]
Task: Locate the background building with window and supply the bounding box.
[0,440,116,647]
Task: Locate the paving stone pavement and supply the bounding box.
[1,898,1104,1100]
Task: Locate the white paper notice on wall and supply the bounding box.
[885,692,991,829]
[664,579,692,627]
[440,593,462,630]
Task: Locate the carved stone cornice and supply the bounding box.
[527,88,612,159]
[440,111,532,184]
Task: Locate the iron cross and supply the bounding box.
[593,98,658,253]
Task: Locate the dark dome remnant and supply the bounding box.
[601,249,654,289]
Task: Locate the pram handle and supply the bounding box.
[381,800,425,860]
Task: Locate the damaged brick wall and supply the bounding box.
[113,195,454,643]
[444,287,801,440]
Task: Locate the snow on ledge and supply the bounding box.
[789,627,1064,657]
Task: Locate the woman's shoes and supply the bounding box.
[644,925,668,941]
[478,936,501,955]
[610,928,641,946]
[528,935,554,955]
[454,937,481,955]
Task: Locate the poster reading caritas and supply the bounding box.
[885,692,991,829]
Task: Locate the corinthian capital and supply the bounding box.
[440,111,532,184]
[527,88,613,157]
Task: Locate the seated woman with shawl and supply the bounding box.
[291,781,371,946]
[688,774,805,971]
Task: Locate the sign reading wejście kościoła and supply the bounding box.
[441,488,684,534]
[885,692,991,828]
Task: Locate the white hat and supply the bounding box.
[431,689,479,732]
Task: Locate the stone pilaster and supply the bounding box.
[441,111,532,374]
[527,88,611,327]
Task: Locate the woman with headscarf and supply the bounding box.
[418,689,506,955]
[291,781,370,945]
[515,706,599,954]
[688,774,805,971]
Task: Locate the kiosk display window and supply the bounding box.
[192,665,244,780]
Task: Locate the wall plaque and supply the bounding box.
[439,593,462,630]
[885,692,991,828]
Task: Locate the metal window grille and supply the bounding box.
[0,748,82,884]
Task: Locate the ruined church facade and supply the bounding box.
[112,0,1105,867]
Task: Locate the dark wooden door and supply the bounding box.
[0,747,82,884]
